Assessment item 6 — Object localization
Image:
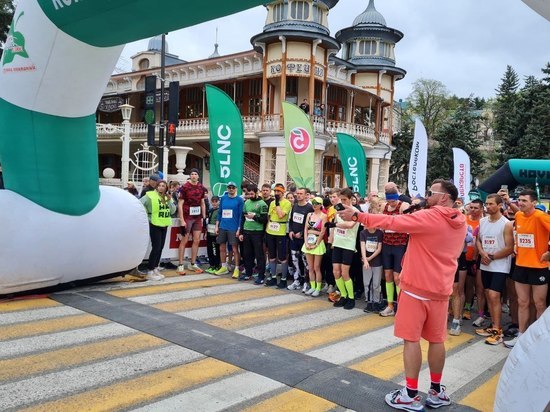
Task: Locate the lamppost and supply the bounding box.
[119,103,134,188]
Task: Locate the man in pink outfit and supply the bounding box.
[338,179,466,411]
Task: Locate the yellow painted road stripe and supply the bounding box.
[154,287,283,313]
[208,299,329,330]
[271,314,393,352]
[0,314,107,340]
[110,278,235,298]
[350,333,474,380]
[0,298,60,312]
[460,372,499,411]
[242,388,336,412]
[0,333,166,381]
[20,358,240,412]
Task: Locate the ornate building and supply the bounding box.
[96,0,406,192]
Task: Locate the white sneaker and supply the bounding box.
[472,316,486,327]
[302,283,309,293]
[176,265,186,275]
[287,280,301,290]
[305,287,315,295]
[153,268,165,279]
[320,283,329,293]
[146,271,163,281]
[311,289,320,297]
[503,336,519,348]
[385,387,424,411]
[425,385,451,408]
[327,285,335,294]
[379,306,395,317]
[449,321,461,336]
[501,303,510,313]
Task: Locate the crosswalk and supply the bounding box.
[0,272,507,411]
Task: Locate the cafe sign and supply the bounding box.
[267,61,324,79]
[98,96,125,113]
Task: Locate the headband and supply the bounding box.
[385,193,399,201]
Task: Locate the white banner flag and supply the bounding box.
[407,118,428,198]
[453,148,471,202]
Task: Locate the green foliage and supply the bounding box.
[408,78,449,139]
[427,100,484,184]
[0,0,15,60]
[389,113,414,187]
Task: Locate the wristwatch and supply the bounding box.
[351,212,359,222]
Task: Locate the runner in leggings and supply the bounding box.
[332,188,361,310]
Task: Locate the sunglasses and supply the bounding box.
[427,190,446,197]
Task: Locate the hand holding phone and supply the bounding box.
[334,203,345,212]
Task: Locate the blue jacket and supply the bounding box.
[217,194,244,231]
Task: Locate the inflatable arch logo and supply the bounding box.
[0,0,265,295]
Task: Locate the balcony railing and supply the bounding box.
[97,115,384,146]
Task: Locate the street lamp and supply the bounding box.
[119,103,134,188]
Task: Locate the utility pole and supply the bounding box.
[158,33,167,173]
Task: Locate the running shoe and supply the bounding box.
[277,279,288,289]
[287,280,301,290]
[320,283,329,293]
[462,309,471,320]
[425,385,451,409]
[265,277,278,287]
[472,316,486,327]
[302,283,310,294]
[214,266,229,275]
[449,321,461,336]
[311,289,320,297]
[343,298,355,310]
[333,296,347,307]
[189,263,204,273]
[153,268,165,279]
[238,273,250,281]
[146,271,163,281]
[475,327,496,337]
[485,329,503,345]
[176,265,186,275]
[364,302,374,313]
[305,287,315,295]
[380,306,396,317]
[504,323,519,337]
[205,266,217,274]
[503,336,518,349]
[232,268,240,279]
[385,387,424,411]
[163,261,178,270]
[254,277,265,285]
[327,285,335,294]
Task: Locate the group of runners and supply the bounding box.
[138,170,549,410]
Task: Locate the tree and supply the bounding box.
[0,0,15,60]
[389,112,414,187]
[493,66,520,164]
[427,100,485,185]
[408,78,449,139]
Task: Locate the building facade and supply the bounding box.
[96,0,406,192]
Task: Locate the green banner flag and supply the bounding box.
[206,84,244,196]
[336,133,367,197]
[282,102,315,189]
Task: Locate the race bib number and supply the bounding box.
[336,228,347,237]
[366,240,378,253]
[268,222,281,232]
[189,206,201,216]
[293,213,304,224]
[517,233,535,249]
[307,234,318,245]
[207,224,216,235]
[482,235,497,252]
[385,229,396,234]
[222,209,233,219]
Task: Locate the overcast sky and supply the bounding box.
[120,0,550,101]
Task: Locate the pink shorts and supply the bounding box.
[394,292,448,343]
[185,216,203,232]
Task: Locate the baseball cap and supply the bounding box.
[227,181,237,188]
[311,196,323,205]
[535,204,547,212]
[149,174,160,182]
[211,195,220,201]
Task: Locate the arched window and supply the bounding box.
[139,59,150,70]
[290,1,309,20]
[358,40,377,56]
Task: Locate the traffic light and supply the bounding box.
[166,81,179,147]
[144,75,156,146]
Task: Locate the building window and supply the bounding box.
[273,3,285,22]
[312,5,323,24]
[358,40,377,56]
[183,86,203,118]
[327,86,347,122]
[248,78,262,116]
[138,59,150,70]
[286,76,298,101]
[379,42,393,58]
[290,1,309,20]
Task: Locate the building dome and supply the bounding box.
[147,35,169,54]
[353,0,386,26]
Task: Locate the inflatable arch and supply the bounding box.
[478,159,550,200]
[0,0,264,294]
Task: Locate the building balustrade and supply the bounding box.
[96,115,385,145]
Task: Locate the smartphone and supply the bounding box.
[334,203,345,211]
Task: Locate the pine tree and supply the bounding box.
[493,66,520,164]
